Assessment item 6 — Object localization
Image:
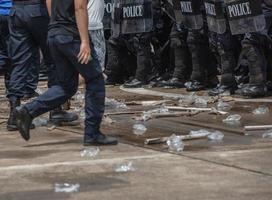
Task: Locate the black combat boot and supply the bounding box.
[160,78,185,88]
[7,99,20,131]
[49,107,78,125]
[123,78,146,88]
[209,85,237,96]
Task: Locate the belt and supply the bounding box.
[13,0,45,5]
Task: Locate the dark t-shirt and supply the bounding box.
[48,0,79,37]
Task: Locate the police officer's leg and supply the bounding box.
[163,25,192,88]
[241,33,267,97]
[123,33,152,88]
[104,36,125,85]
[186,30,208,91]
[209,31,238,96]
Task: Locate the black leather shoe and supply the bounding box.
[241,84,266,98]
[161,78,185,88]
[123,78,145,88]
[49,109,78,124]
[15,106,33,141]
[7,99,20,131]
[208,85,237,96]
[186,81,206,91]
[84,133,118,146]
[23,92,39,100]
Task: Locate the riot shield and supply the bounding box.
[112,0,153,36]
[225,0,266,35]
[179,0,204,30]
[103,0,114,30]
[204,0,227,34]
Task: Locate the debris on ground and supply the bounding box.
[47,125,57,131]
[217,100,232,112]
[166,134,184,152]
[54,183,80,193]
[102,116,116,125]
[262,130,272,139]
[189,129,211,137]
[133,124,147,136]
[32,117,48,127]
[207,131,224,141]
[106,98,128,109]
[252,105,269,115]
[80,147,100,158]
[194,97,208,108]
[125,100,170,107]
[115,162,136,172]
[223,114,242,124]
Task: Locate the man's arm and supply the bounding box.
[46,0,51,16]
[75,0,91,64]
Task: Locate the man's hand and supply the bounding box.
[77,41,91,64]
[74,0,90,64]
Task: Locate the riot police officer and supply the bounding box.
[178,0,219,91]
[7,0,78,131]
[225,0,272,97]
[204,0,241,96]
[159,1,192,88]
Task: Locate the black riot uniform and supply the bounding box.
[158,1,192,88]
[178,0,219,91]
[225,0,272,97]
[204,0,241,96]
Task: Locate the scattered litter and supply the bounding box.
[126,100,170,107]
[223,114,241,123]
[209,107,228,115]
[115,162,136,172]
[32,117,48,127]
[79,109,85,120]
[207,131,224,141]
[194,97,208,108]
[75,91,85,103]
[102,116,116,125]
[80,147,100,158]
[189,129,211,137]
[47,125,56,131]
[179,93,196,105]
[145,106,169,115]
[133,124,147,136]
[262,130,272,139]
[252,105,269,115]
[166,134,184,152]
[217,100,232,112]
[105,98,128,109]
[54,183,80,193]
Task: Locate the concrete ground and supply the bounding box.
[0,86,272,200]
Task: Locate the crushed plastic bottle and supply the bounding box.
[105,98,128,109]
[80,147,100,158]
[207,131,224,141]
[262,130,272,139]
[194,97,208,108]
[145,106,169,115]
[223,114,241,123]
[217,100,232,112]
[32,117,48,127]
[79,109,85,120]
[75,91,85,102]
[133,124,147,136]
[179,93,196,106]
[115,162,136,172]
[189,129,211,137]
[166,134,184,152]
[54,183,80,193]
[252,105,269,115]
